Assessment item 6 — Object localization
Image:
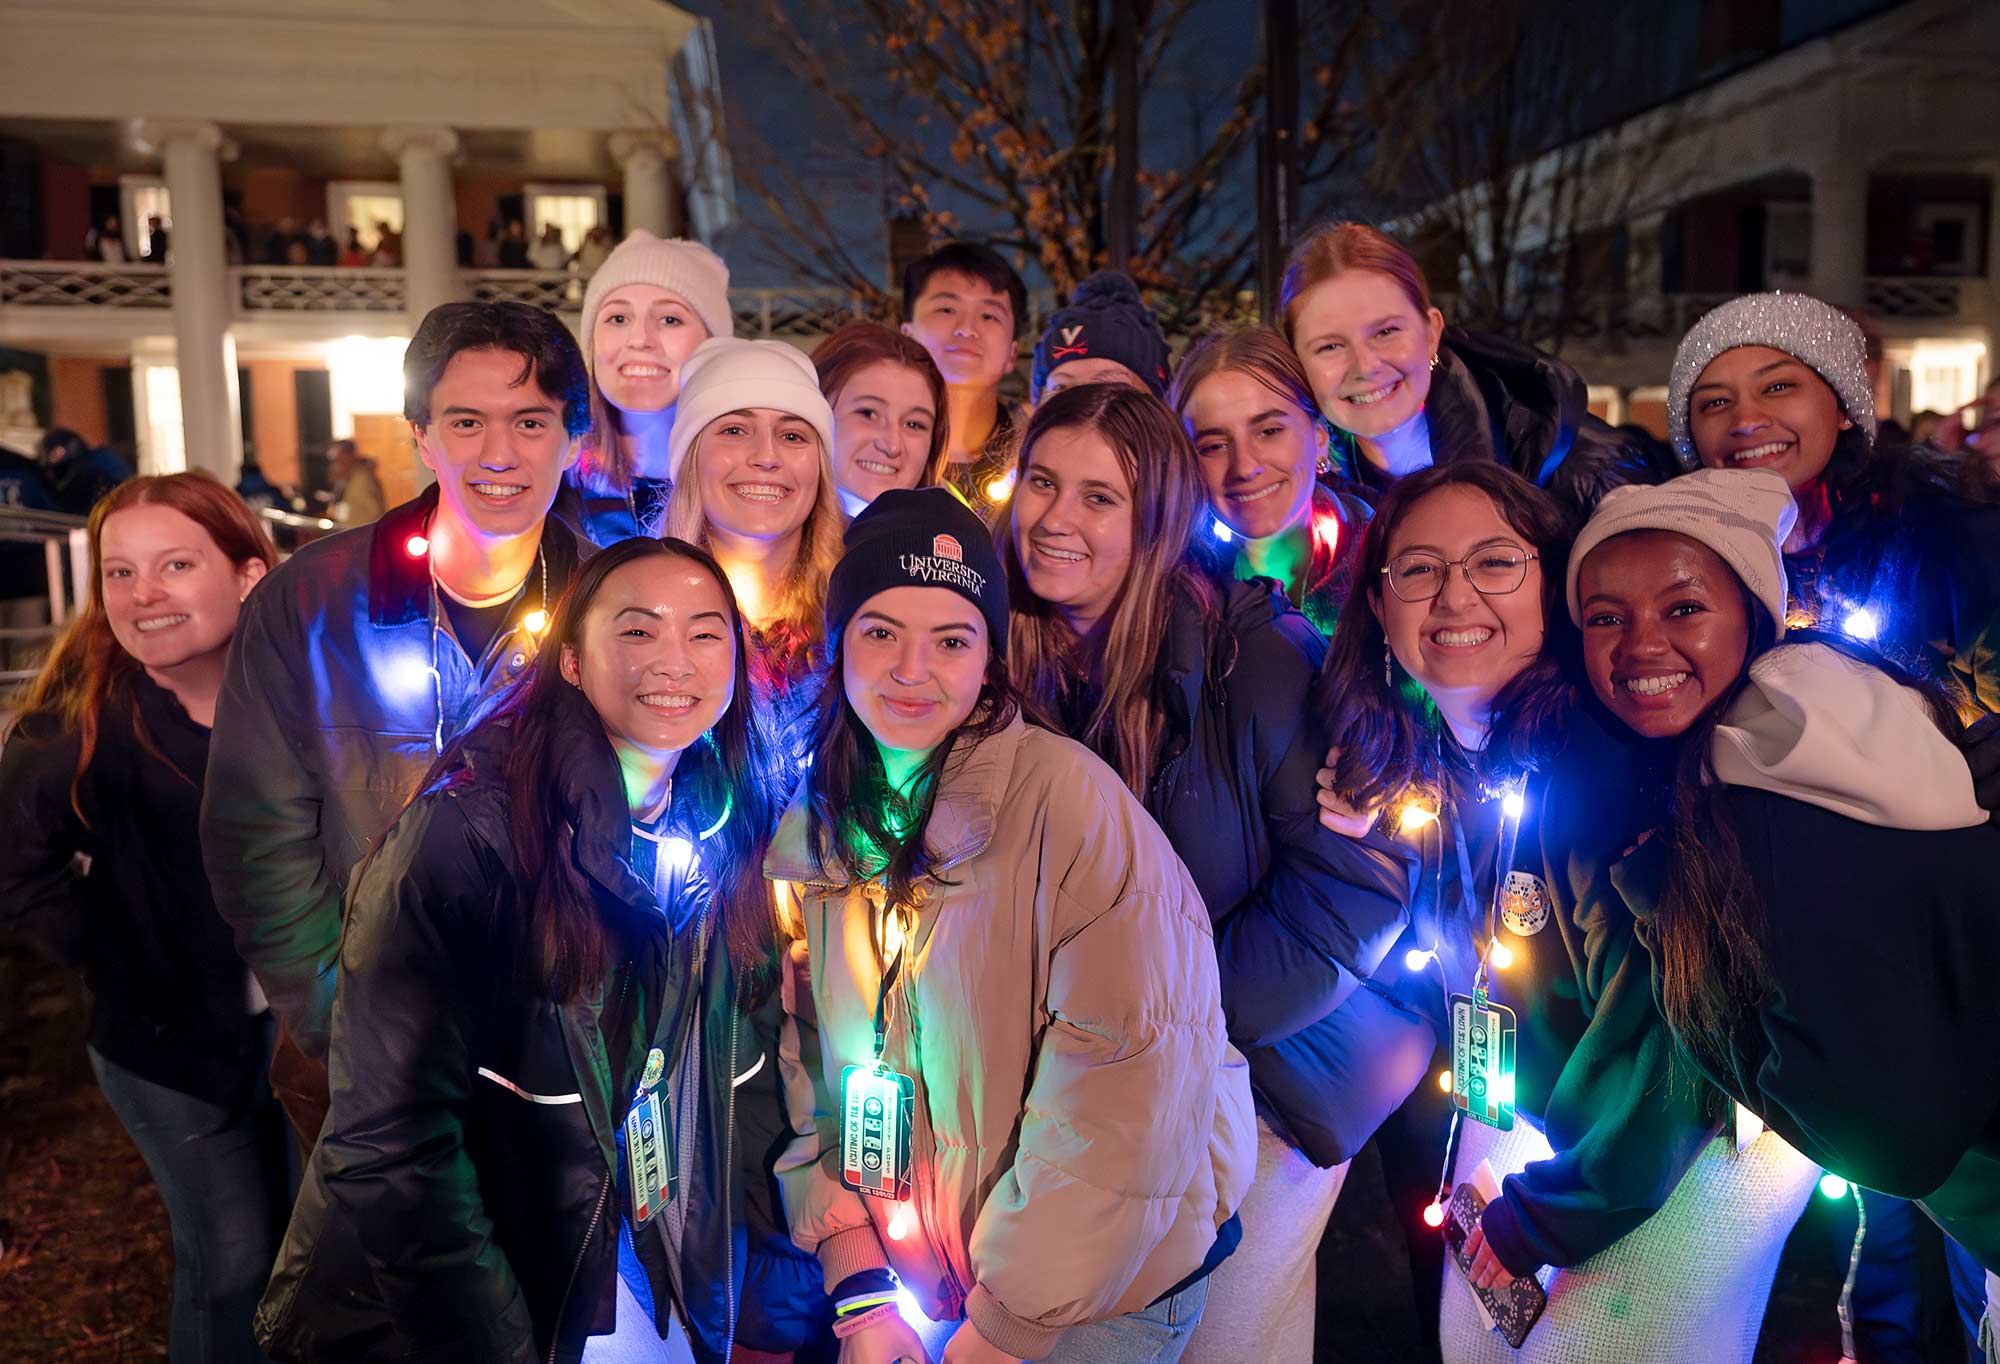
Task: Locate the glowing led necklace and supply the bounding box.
[1409,778,1528,1229]
[403,522,550,752]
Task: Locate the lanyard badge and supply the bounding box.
[840,900,917,1200]
[1449,989,1517,1130]
[840,1063,915,1199]
[626,1057,676,1225]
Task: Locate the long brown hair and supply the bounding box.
[1278,220,1437,340]
[662,415,847,696]
[997,383,1221,796]
[1652,619,1963,1065]
[432,537,780,1004]
[1313,462,1575,814]
[12,473,278,821]
[813,322,953,490]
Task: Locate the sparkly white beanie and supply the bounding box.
[1566,467,1798,633]
[665,338,835,484]
[579,230,735,357]
[1666,292,1876,469]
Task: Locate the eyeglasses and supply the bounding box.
[1380,546,1539,602]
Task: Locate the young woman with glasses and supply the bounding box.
[1308,461,1817,1364]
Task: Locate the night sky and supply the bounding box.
[677,0,1894,291]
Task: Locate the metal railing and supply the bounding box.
[0,505,90,690]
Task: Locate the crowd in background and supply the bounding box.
[4,220,2000,1364]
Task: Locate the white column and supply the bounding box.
[1809,156,1868,309]
[132,119,241,481]
[609,132,679,238]
[382,126,462,323]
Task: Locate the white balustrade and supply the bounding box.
[0,259,172,307]
[236,266,406,313]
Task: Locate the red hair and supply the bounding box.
[1279,221,1435,339]
[12,472,278,820]
[812,321,953,489]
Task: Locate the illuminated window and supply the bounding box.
[120,176,171,260]
[525,184,607,255]
[328,182,406,255]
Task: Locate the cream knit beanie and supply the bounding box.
[580,231,734,356]
[665,338,835,484]
[1566,467,1797,632]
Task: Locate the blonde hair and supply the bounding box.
[663,421,846,692]
[998,384,1220,795]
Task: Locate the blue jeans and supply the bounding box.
[90,1031,290,1364]
[1019,1278,1209,1364]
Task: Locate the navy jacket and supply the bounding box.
[1123,575,1416,1165]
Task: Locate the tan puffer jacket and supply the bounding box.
[767,716,1254,1360]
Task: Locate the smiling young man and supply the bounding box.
[901,241,1030,519]
[201,301,590,1144]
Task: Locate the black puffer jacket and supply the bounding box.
[1339,327,1673,519]
[1119,575,1416,1165]
[256,692,748,1364]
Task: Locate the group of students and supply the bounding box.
[4,218,1999,1364]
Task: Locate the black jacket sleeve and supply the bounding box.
[1478,831,1717,1274]
[201,578,343,1057]
[0,716,89,965]
[1210,614,1417,1048]
[310,796,537,1360]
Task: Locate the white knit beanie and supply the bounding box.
[665,338,835,484]
[1566,467,1797,633]
[580,231,734,356]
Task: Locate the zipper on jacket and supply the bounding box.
[545,963,628,1364]
[549,1171,612,1364]
[721,995,739,1351]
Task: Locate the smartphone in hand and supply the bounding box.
[1442,1182,1549,1349]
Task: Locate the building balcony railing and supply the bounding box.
[0,260,911,339]
[1863,276,1963,320]
[8,258,1980,347]
[0,259,172,308]
[237,266,406,313]
[465,268,582,311]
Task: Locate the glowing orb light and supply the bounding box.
[1404,946,1436,971]
[1842,607,1880,641]
[1818,1173,1851,1200]
[523,608,549,634]
[1398,802,1439,834]
[405,534,430,557]
[1422,1201,1446,1228]
[1501,789,1525,820]
[1211,517,1233,544]
[1437,1069,1453,1093]
[1489,941,1515,970]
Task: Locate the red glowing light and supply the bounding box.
[405,534,430,557]
[1422,1200,1445,1228]
[1311,511,1341,556]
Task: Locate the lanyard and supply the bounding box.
[1423,780,1527,1225]
[870,898,913,1067]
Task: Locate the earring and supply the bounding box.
[1384,638,1394,687]
[1316,447,1333,475]
[1429,352,1440,371]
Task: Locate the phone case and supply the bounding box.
[1441,1182,1549,1348]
